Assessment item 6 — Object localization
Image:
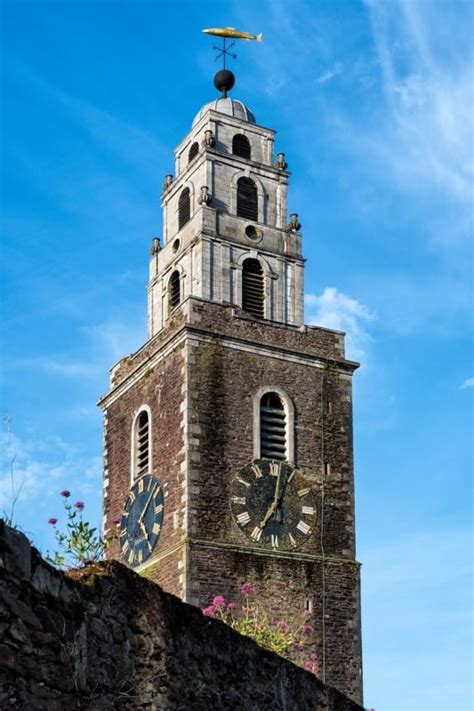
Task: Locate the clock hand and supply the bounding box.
[138,520,152,548]
[259,467,282,528]
[138,484,160,524]
[259,500,277,528]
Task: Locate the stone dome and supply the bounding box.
[192,97,256,127]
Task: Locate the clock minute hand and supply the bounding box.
[138,484,160,524]
[259,468,282,528]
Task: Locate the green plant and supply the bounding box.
[202,582,319,675]
[45,490,118,568]
[2,413,24,528]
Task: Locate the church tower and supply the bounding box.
[99,66,362,703]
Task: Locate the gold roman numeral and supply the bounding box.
[237,477,250,488]
[269,462,280,477]
[250,526,262,541]
[302,506,315,516]
[237,511,251,526]
[231,496,246,505]
[297,520,310,535]
[250,463,263,479]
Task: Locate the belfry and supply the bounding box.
[99,52,362,703]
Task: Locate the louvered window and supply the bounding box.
[237,177,258,221]
[178,188,191,229]
[232,134,251,160]
[242,258,264,318]
[188,142,199,162]
[169,270,180,309]
[260,392,286,460]
[135,410,150,478]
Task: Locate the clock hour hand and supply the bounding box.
[259,500,277,528]
[138,521,152,550]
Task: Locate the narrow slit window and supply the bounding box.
[135,410,150,479]
[237,177,258,221]
[169,270,180,309]
[260,392,286,461]
[188,142,199,162]
[232,134,251,160]
[242,258,264,318]
[178,187,191,229]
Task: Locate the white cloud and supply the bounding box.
[363,0,473,211]
[305,287,375,361]
[0,430,101,512]
[6,318,145,381]
[317,61,343,84]
[460,377,474,390]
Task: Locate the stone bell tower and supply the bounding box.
[99,67,363,703]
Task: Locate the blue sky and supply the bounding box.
[1,1,472,709]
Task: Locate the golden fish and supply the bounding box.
[202,27,263,42]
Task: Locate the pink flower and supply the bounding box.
[240,581,255,595]
[212,595,226,609]
[304,659,320,674]
[74,501,85,510]
[303,624,314,635]
[202,605,216,617]
[60,490,71,498]
[226,602,237,611]
[112,517,121,525]
[48,517,58,525]
[277,620,289,634]
[293,641,304,651]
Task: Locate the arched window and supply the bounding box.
[242,258,264,318]
[134,410,150,479]
[237,177,258,221]
[169,270,180,309]
[232,134,251,160]
[188,142,199,162]
[178,187,191,229]
[260,392,287,461]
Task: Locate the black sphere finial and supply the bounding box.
[214,69,235,98]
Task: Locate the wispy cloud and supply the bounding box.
[305,287,375,361]
[317,61,343,84]
[362,0,473,213]
[460,377,474,390]
[5,319,145,380]
[0,430,101,511]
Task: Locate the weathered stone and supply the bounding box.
[0,522,31,580]
[32,564,62,598]
[0,589,41,629]
[0,643,14,668]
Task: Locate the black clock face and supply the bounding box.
[119,474,164,568]
[230,459,317,550]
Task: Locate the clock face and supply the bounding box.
[119,474,164,568]
[230,459,317,551]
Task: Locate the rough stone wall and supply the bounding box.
[103,341,187,599]
[0,523,364,711]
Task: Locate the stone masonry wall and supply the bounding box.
[0,522,364,711]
